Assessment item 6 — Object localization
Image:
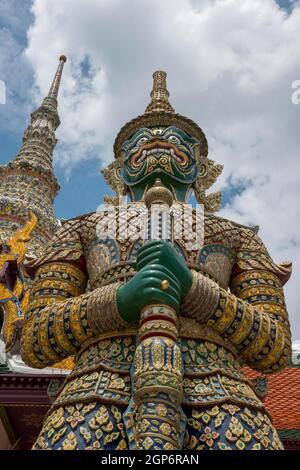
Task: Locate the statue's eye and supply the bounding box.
[136,137,148,146]
[168,135,180,144]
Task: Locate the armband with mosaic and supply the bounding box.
[181,269,220,322]
[20,262,129,369]
[86,282,130,334]
[211,272,290,373]
[181,268,291,374]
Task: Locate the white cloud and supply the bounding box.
[23,0,300,338]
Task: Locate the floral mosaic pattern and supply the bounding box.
[184,404,283,450]
[33,402,128,450]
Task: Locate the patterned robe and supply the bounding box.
[21,203,291,450]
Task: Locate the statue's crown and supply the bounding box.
[113,71,208,159]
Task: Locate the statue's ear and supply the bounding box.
[193,158,223,212]
[193,143,200,161]
[101,158,126,205]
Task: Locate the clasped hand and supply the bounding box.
[117,240,192,322]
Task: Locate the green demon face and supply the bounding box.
[121,126,199,201]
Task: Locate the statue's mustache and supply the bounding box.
[132,140,187,164]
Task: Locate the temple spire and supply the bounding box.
[48,55,67,99]
[0,56,67,256]
[145,70,175,113]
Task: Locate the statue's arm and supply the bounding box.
[182,229,292,374]
[20,221,129,369]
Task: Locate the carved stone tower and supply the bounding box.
[0,56,66,257]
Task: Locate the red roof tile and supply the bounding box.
[245,367,300,430]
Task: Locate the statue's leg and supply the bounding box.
[32,402,128,450]
[183,404,284,450]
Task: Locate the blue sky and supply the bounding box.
[0,0,300,337]
[276,0,296,11]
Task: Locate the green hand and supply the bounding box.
[117,264,182,322]
[136,240,193,298]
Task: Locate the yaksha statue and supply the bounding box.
[21,71,292,450]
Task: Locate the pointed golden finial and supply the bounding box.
[145,71,175,113]
[48,55,67,99]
